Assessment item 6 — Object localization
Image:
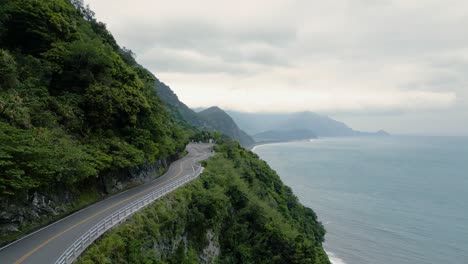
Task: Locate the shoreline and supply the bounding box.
[250,138,341,264]
[326,250,346,264]
[247,138,316,151]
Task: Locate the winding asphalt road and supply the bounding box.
[0,143,214,264]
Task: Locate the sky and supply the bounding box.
[86,0,468,135]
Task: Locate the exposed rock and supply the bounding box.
[200,229,220,263]
[110,159,169,194]
[2,224,19,232]
[1,158,172,244]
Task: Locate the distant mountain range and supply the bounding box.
[227,111,389,137]
[155,81,388,145]
[154,82,254,147]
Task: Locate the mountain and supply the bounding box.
[0,0,188,243]
[228,111,389,137]
[153,78,208,128]
[0,3,330,263]
[191,107,208,112]
[0,0,257,244]
[198,107,255,147]
[152,80,254,146]
[375,130,391,136]
[253,129,317,142]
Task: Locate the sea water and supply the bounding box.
[253,136,468,264]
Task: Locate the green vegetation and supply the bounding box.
[0,2,329,262]
[198,107,255,147]
[153,77,207,129]
[0,0,187,200]
[78,140,329,264]
[0,0,188,243]
[154,81,255,148]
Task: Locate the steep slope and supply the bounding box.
[198,107,255,147]
[152,81,255,146]
[78,139,330,264]
[0,0,187,243]
[228,111,388,137]
[0,2,331,263]
[153,77,208,128]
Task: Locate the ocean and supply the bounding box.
[252,136,468,264]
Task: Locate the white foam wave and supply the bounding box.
[326,251,347,264]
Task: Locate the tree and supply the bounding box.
[0,49,17,90]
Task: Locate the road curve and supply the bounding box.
[0,143,214,264]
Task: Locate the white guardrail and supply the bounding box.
[55,159,205,264]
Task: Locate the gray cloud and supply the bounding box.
[117,20,294,73]
[87,0,468,135]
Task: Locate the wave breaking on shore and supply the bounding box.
[327,251,347,264]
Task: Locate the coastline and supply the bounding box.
[251,138,345,264]
[248,138,316,151]
[326,251,346,264]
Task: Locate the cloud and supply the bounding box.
[86,0,468,134]
[163,72,457,113]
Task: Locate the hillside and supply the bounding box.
[198,107,255,147]
[0,0,187,243]
[153,82,255,147]
[228,111,389,137]
[78,139,330,264]
[153,77,208,128]
[0,2,330,263]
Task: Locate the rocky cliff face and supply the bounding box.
[151,229,220,263]
[0,157,172,246]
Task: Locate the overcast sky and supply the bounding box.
[87,0,468,135]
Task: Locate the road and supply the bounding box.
[0,143,214,264]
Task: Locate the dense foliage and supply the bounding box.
[78,140,330,264]
[198,107,255,147]
[0,2,330,261]
[0,0,187,201]
[153,77,207,129]
[154,80,255,148]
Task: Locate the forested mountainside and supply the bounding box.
[0,0,188,243]
[153,77,208,129]
[78,138,330,264]
[198,107,255,147]
[154,82,256,147]
[154,83,255,147]
[0,2,330,263]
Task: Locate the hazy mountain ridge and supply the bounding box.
[153,82,255,147]
[228,111,389,137]
[198,107,255,147]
